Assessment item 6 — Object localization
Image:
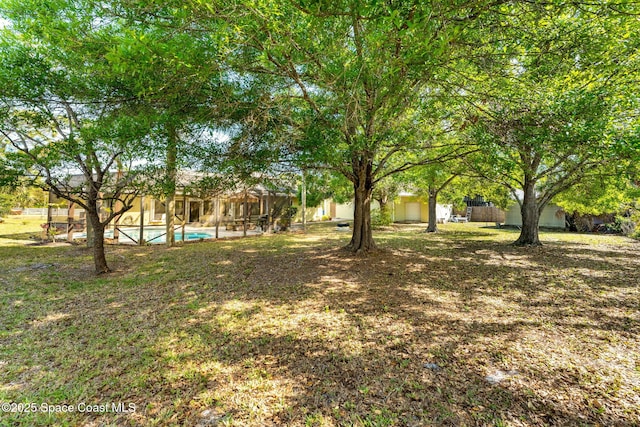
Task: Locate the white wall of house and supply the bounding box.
[308,199,331,221]
[334,202,354,219]
[394,196,452,223]
[293,198,330,222]
[437,204,453,223]
[394,196,427,222]
[505,203,566,229]
[332,200,381,220]
[299,205,324,222]
[119,196,153,226]
[331,196,452,223]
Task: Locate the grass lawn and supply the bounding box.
[1,218,639,426]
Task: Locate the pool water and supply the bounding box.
[140,230,214,243]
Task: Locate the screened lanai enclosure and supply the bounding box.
[47,181,296,244]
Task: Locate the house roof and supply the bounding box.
[48,170,294,198]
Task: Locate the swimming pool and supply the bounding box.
[71,227,215,244]
[135,229,214,243]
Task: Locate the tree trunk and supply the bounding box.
[87,208,110,274]
[215,196,220,239]
[165,125,178,247]
[166,196,175,246]
[347,170,375,252]
[378,195,388,215]
[301,171,307,231]
[376,191,390,224]
[515,182,542,246]
[140,196,147,245]
[86,215,95,247]
[426,188,438,233]
[242,190,247,237]
[67,201,75,242]
[266,191,272,233]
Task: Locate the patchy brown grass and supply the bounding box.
[1,222,639,426]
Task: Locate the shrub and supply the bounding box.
[617,205,640,239]
[617,216,636,236]
[279,206,298,230]
[371,208,393,227]
[0,194,14,216]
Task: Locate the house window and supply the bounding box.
[154,200,165,221]
[175,201,184,219]
[203,201,212,215]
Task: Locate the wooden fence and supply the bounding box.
[469,206,505,223]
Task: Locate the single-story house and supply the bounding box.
[304,199,334,221]
[328,192,452,223]
[329,199,381,220]
[46,172,296,238]
[504,203,566,229]
[393,192,453,223]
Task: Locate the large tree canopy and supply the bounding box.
[99,1,237,246]
[138,0,494,252]
[139,0,639,250]
[2,0,639,261]
[0,0,153,272]
[463,3,640,245]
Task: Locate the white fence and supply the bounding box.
[17,208,70,217]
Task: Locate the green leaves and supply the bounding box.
[1,0,638,250]
[460,2,640,240]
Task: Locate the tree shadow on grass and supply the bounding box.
[152,238,637,425]
[1,232,639,425]
[154,305,632,426]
